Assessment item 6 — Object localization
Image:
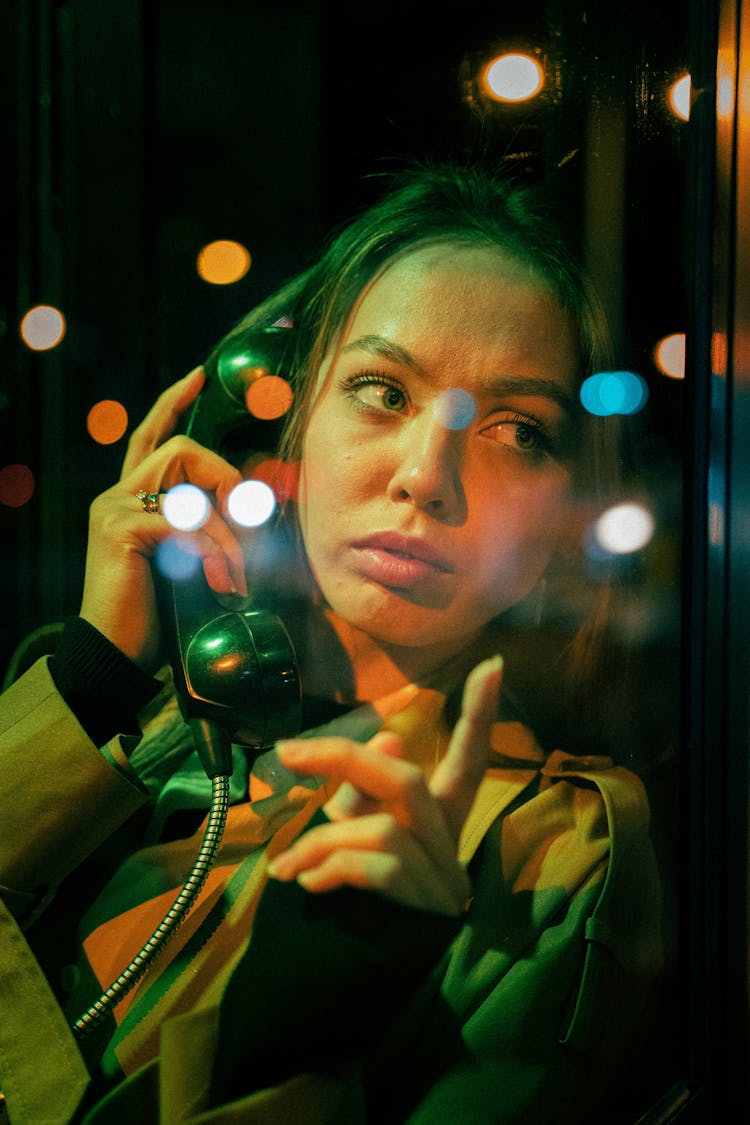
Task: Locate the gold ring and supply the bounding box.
[136,489,161,514]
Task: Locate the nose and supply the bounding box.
[387,410,466,522]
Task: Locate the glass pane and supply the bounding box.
[2,1,693,1120]
[148,3,686,1115]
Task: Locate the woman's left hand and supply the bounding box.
[267,654,503,916]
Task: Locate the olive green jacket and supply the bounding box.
[0,658,662,1124]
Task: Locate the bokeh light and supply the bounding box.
[580,371,649,416]
[155,536,202,581]
[227,479,276,527]
[0,463,35,508]
[163,483,211,531]
[245,375,294,420]
[20,305,66,351]
[87,400,129,444]
[196,239,251,285]
[435,388,476,430]
[250,458,299,503]
[668,73,691,120]
[717,49,735,119]
[482,53,544,102]
[654,333,686,379]
[594,502,655,555]
[712,331,728,377]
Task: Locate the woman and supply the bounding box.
[0,163,662,1123]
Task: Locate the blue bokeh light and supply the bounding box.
[435,387,476,430]
[580,371,649,416]
[155,536,203,581]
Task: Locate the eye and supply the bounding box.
[340,372,409,414]
[484,413,556,458]
[514,422,541,449]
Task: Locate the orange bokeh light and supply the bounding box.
[711,331,728,377]
[654,333,686,379]
[245,375,294,420]
[250,458,299,503]
[196,240,252,285]
[87,400,129,444]
[0,463,36,508]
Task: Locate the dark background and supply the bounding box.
[2,0,689,678]
[5,5,750,1122]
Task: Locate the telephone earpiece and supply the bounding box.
[155,326,302,775]
[185,325,295,456]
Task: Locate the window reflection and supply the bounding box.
[3,1,695,1119]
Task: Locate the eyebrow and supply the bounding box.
[340,334,424,373]
[482,375,578,418]
[340,334,578,417]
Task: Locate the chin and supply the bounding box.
[339,602,471,653]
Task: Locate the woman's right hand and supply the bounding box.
[79,368,249,674]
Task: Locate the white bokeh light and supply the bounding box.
[594,503,655,555]
[483,54,544,102]
[668,73,691,121]
[228,479,276,527]
[162,483,211,531]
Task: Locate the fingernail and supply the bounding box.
[203,553,233,595]
[214,591,249,611]
[276,741,304,764]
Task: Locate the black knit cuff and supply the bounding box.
[48,616,163,747]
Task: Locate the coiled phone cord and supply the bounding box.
[72,772,230,1039]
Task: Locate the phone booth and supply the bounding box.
[2,1,749,1121]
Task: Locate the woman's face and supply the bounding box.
[297,243,580,659]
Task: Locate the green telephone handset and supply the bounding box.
[156,326,303,777]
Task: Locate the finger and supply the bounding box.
[268,814,469,914]
[119,436,248,594]
[122,433,242,508]
[96,493,246,599]
[298,850,431,911]
[323,780,380,821]
[430,655,504,841]
[180,504,248,597]
[322,732,404,821]
[177,527,247,597]
[120,367,206,480]
[276,735,422,806]
[88,492,244,601]
[277,736,460,883]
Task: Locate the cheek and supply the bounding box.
[299,411,379,512]
[477,480,572,585]
[298,415,337,509]
[297,425,366,557]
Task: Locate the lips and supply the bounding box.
[350,531,454,587]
